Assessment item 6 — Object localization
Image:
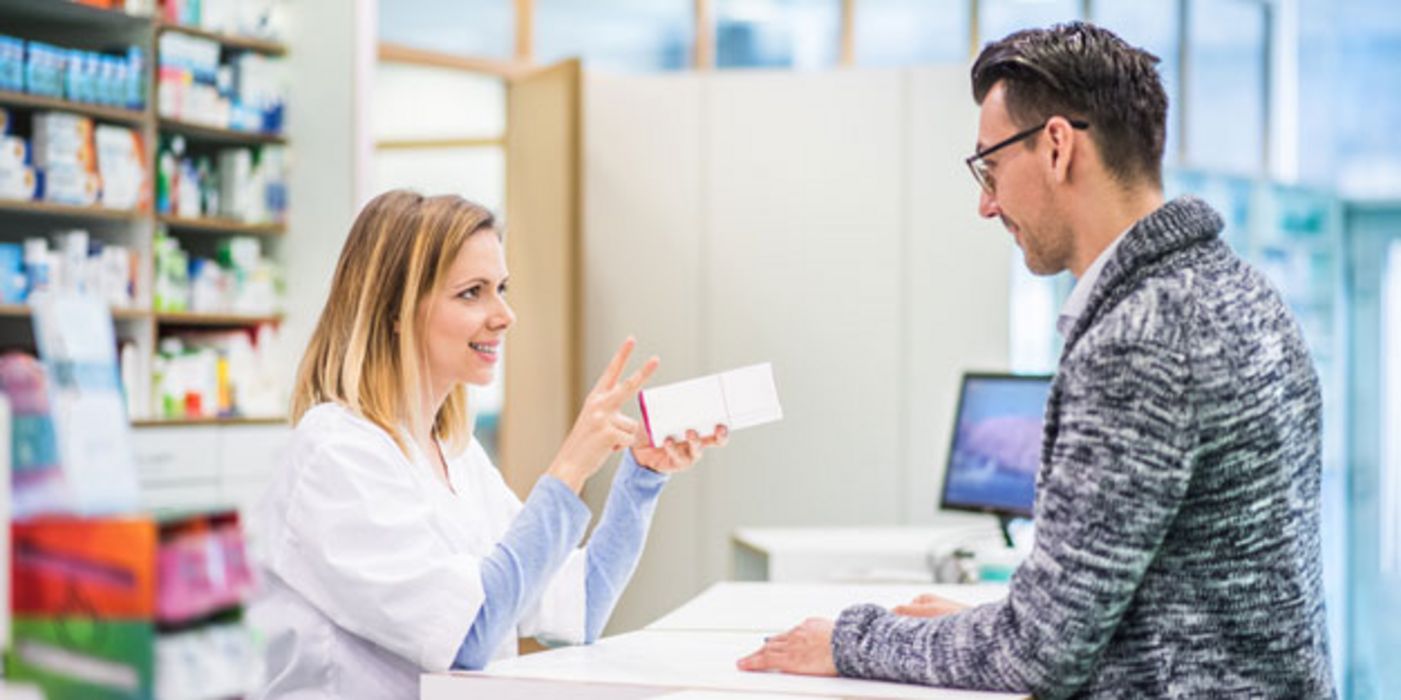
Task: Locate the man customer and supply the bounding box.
[739,21,1334,699]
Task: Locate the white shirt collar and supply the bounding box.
[1057,227,1131,337]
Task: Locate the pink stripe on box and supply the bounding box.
[638,391,657,448]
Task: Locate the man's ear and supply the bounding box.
[1044,116,1078,185]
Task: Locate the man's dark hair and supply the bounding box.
[971,21,1168,188]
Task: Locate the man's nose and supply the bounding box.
[978,188,999,219]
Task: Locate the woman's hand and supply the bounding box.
[631,424,728,474]
[548,338,658,493]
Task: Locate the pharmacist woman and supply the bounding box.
[251,190,726,698]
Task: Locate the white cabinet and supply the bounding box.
[130,423,290,517]
[132,427,222,511]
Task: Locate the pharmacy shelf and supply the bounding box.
[0,197,150,222]
[159,118,285,146]
[0,89,150,126]
[159,214,285,237]
[132,415,286,428]
[0,304,150,320]
[0,1,294,437]
[157,22,288,56]
[0,0,152,33]
[154,311,283,326]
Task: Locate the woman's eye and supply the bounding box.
[458,285,481,300]
[498,282,509,297]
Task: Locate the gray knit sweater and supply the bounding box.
[833,197,1334,698]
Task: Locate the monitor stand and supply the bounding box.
[997,515,1018,549]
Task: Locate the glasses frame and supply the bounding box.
[965,118,1090,194]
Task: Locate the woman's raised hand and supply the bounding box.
[631,424,728,475]
[547,337,658,493]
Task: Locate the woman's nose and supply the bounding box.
[492,298,516,331]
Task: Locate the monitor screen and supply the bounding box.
[940,372,1052,518]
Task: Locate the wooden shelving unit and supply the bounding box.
[159,214,285,237]
[157,21,287,56]
[132,415,286,428]
[0,89,149,126]
[0,0,151,30]
[153,311,284,327]
[0,197,151,222]
[158,117,286,146]
[0,2,290,427]
[0,304,150,320]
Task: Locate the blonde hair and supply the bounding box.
[291,190,498,456]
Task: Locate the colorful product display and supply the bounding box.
[6,518,157,699]
[155,136,287,224]
[162,0,285,41]
[0,34,145,111]
[0,110,150,210]
[66,0,156,14]
[7,512,257,700]
[155,512,254,625]
[0,354,63,520]
[0,106,38,201]
[152,324,284,420]
[0,230,139,307]
[154,230,282,315]
[158,32,285,134]
[10,517,158,618]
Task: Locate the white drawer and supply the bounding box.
[218,424,292,477]
[131,427,221,482]
[138,479,223,512]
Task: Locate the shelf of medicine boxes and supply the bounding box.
[159,214,285,237]
[156,21,288,57]
[0,89,150,127]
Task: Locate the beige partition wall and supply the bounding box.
[501,60,583,498]
[578,65,1010,634]
[580,73,709,633]
[901,66,1013,524]
[697,69,910,578]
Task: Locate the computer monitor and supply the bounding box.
[939,372,1052,526]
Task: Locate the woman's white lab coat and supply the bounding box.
[250,403,588,698]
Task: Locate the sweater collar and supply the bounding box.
[1059,195,1224,350]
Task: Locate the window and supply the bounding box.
[1299,0,1401,197]
[1185,0,1266,174]
[1007,254,1066,374]
[978,0,1080,46]
[377,0,513,58]
[373,64,505,141]
[535,0,693,71]
[854,0,968,66]
[370,62,506,208]
[715,0,842,69]
[1092,0,1182,165]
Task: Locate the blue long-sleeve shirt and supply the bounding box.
[452,449,666,669]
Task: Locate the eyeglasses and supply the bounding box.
[965,119,1090,194]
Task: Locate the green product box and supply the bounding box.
[5,617,155,700]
